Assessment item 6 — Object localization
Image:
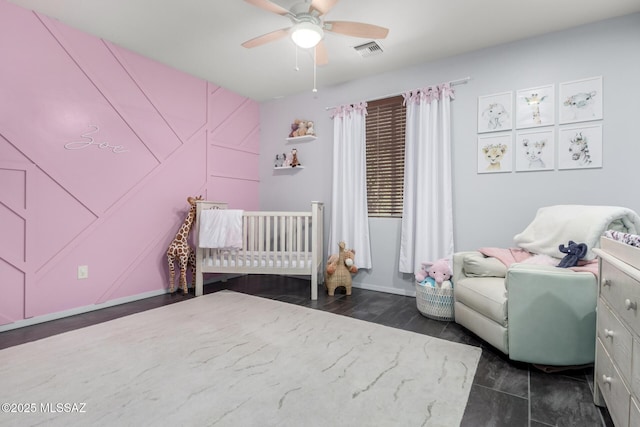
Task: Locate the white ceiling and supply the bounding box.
[8,0,640,102]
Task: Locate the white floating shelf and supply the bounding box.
[286,135,316,143]
[274,166,305,170]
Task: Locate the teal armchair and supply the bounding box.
[453,251,597,366]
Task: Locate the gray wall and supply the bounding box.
[259,13,640,296]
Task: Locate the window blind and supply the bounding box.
[366,95,406,217]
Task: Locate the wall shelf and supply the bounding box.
[274,166,305,170]
[286,135,316,143]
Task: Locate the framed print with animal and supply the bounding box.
[478,92,513,133]
[516,85,555,129]
[559,76,603,124]
[558,124,602,170]
[515,128,554,172]
[478,133,512,174]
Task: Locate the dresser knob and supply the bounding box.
[602,374,612,384]
[624,299,637,311]
[604,329,614,338]
[603,279,612,287]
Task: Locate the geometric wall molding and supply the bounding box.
[0,0,260,326]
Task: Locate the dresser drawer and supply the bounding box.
[595,339,630,427]
[601,261,640,335]
[597,298,633,380]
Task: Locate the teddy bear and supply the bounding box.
[305,121,315,136]
[289,120,301,138]
[416,258,452,288]
[294,121,308,137]
[326,241,357,296]
[290,148,300,167]
[557,241,588,268]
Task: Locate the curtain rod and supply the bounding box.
[324,76,471,111]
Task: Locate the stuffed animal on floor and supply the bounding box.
[417,258,452,288]
[343,248,358,274]
[557,241,588,268]
[326,241,357,296]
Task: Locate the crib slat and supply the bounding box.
[280,215,286,267]
[287,216,293,266]
[265,215,271,265]
[304,216,310,267]
[258,215,264,268]
[296,215,302,267]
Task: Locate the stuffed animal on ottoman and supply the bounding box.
[557,241,588,268]
[326,241,357,296]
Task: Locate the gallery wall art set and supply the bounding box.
[476,76,603,174]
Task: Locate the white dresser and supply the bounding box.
[593,237,640,427]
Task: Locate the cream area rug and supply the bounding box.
[0,291,481,427]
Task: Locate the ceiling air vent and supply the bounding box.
[353,41,383,58]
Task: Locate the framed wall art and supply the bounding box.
[516,85,555,129]
[559,76,603,124]
[515,128,554,172]
[478,91,512,133]
[477,133,512,174]
[558,123,602,170]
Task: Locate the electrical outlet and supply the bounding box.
[77,265,89,280]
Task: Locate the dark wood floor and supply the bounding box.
[1,275,613,427]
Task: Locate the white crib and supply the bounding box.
[194,201,324,300]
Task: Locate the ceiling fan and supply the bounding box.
[241,0,389,65]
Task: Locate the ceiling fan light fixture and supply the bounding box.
[291,22,324,48]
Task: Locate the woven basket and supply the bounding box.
[415,282,455,321]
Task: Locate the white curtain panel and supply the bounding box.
[329,103,372,268]
[399,84,455,274]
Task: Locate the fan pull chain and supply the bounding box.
[294,46,300,71]
[312,46,318,93]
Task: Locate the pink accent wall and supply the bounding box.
[0,0,260,325]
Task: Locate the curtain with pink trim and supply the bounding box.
[328,102,372,268]
[399,84,455,275]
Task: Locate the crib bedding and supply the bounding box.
[194,200,324,300]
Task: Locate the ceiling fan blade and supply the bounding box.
[241,28,290,48]
[315,40,329,65]
[309,0,339,16]
[324,21,389,39]
[244,0,291,16]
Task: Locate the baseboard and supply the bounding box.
[1,276,414,332]
[0,276,233,333]
[352,282,417,297]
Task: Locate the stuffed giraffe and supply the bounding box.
[167,196,202,294]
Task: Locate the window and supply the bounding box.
[365,95,406,217]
